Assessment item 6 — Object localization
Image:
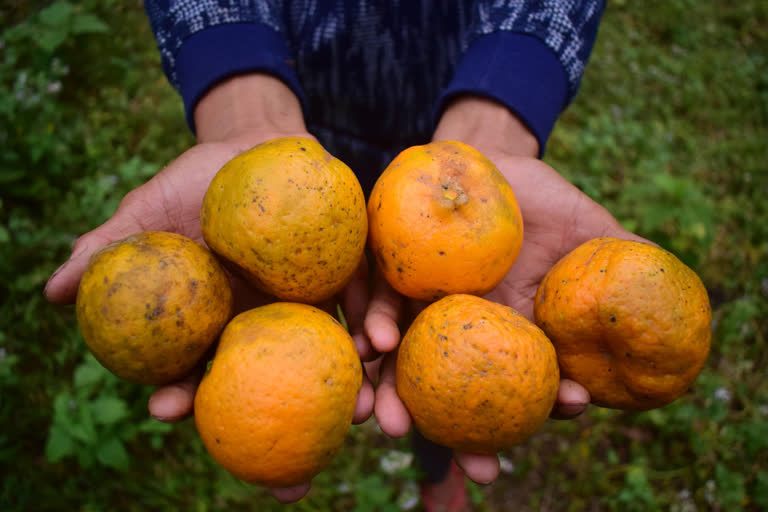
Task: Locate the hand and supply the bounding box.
[44,74,375,503]
[365,96,652,485]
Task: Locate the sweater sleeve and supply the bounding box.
[435,0,606,155]
[144,0,306,133]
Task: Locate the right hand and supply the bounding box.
[44,74,375,503]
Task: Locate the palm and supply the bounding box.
[45,131,311,307]
[484,154,642,320]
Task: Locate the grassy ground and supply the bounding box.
[1,1,766,511]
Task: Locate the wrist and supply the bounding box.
[433,96,539,158]
[193,73,307,143]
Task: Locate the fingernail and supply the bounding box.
[44,261,68,295]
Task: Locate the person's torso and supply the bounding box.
[281,1,475,158]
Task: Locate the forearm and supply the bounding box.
[433,95,539,158]
[194,73,307,143]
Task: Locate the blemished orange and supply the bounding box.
[534,237,712,410]
[194,302,362,488]
[396,294,559,454]
[367,141,523,301]
[75,231,234,385]
[200,136,367,304]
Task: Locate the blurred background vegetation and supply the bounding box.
[1,1,766,510]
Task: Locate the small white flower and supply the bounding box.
[380,450,413,474]
[714,387,732,403]
[499,455,515,474]
[337,482,351,494]
[0,347,6,360]
[397,481,419,511]
[47,81,62,94]
[704,479,716,504]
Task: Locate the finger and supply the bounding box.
[454,452,500,485]
[363,357,382,385]
[373,353,411,438]
[353,369,375,424]
[44,228,130,305]
[344,259,378,361]
[44,185,169,305]
[550,378,590,420]
[148,370,202,422]
[364,272,402,353]
[270,482,311,503]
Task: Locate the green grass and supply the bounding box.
[1,1,766,511]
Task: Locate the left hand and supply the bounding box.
[365,96,652,484]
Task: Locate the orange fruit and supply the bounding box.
[200,137,367,304]
[534,237,711,410]
[194,302,362,488]
[75,231,233,385]
[367,140,523,301]
[396,294,559,454]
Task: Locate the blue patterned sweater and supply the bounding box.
[145,0,604,187]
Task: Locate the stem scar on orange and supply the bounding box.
[396,294,559,454]
[534,237,712,410]
[75,231,234,385]
[367,141,523,301]
[194,302,362,488]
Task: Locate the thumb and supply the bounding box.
[44,186,171,305]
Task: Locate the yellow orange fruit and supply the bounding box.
[75,231,233,385]
[194,302,362,488]
[200,137,367,304]
[367,141,523,301]
[534,237,711,410]
[396,294,559,454]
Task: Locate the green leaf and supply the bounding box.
[336,304,349,331]
[91,396,128,425]
[45,425,75,462]
[52,392,75,423]
[137,418,173,434]
[73,360,106,390]
[37,28,69,53]
[96,436,130,471]
[753,472,768,507]
[38,2,74,26]
[0,169,26,184]
[715,463,746,508]
[71,14,109,35]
